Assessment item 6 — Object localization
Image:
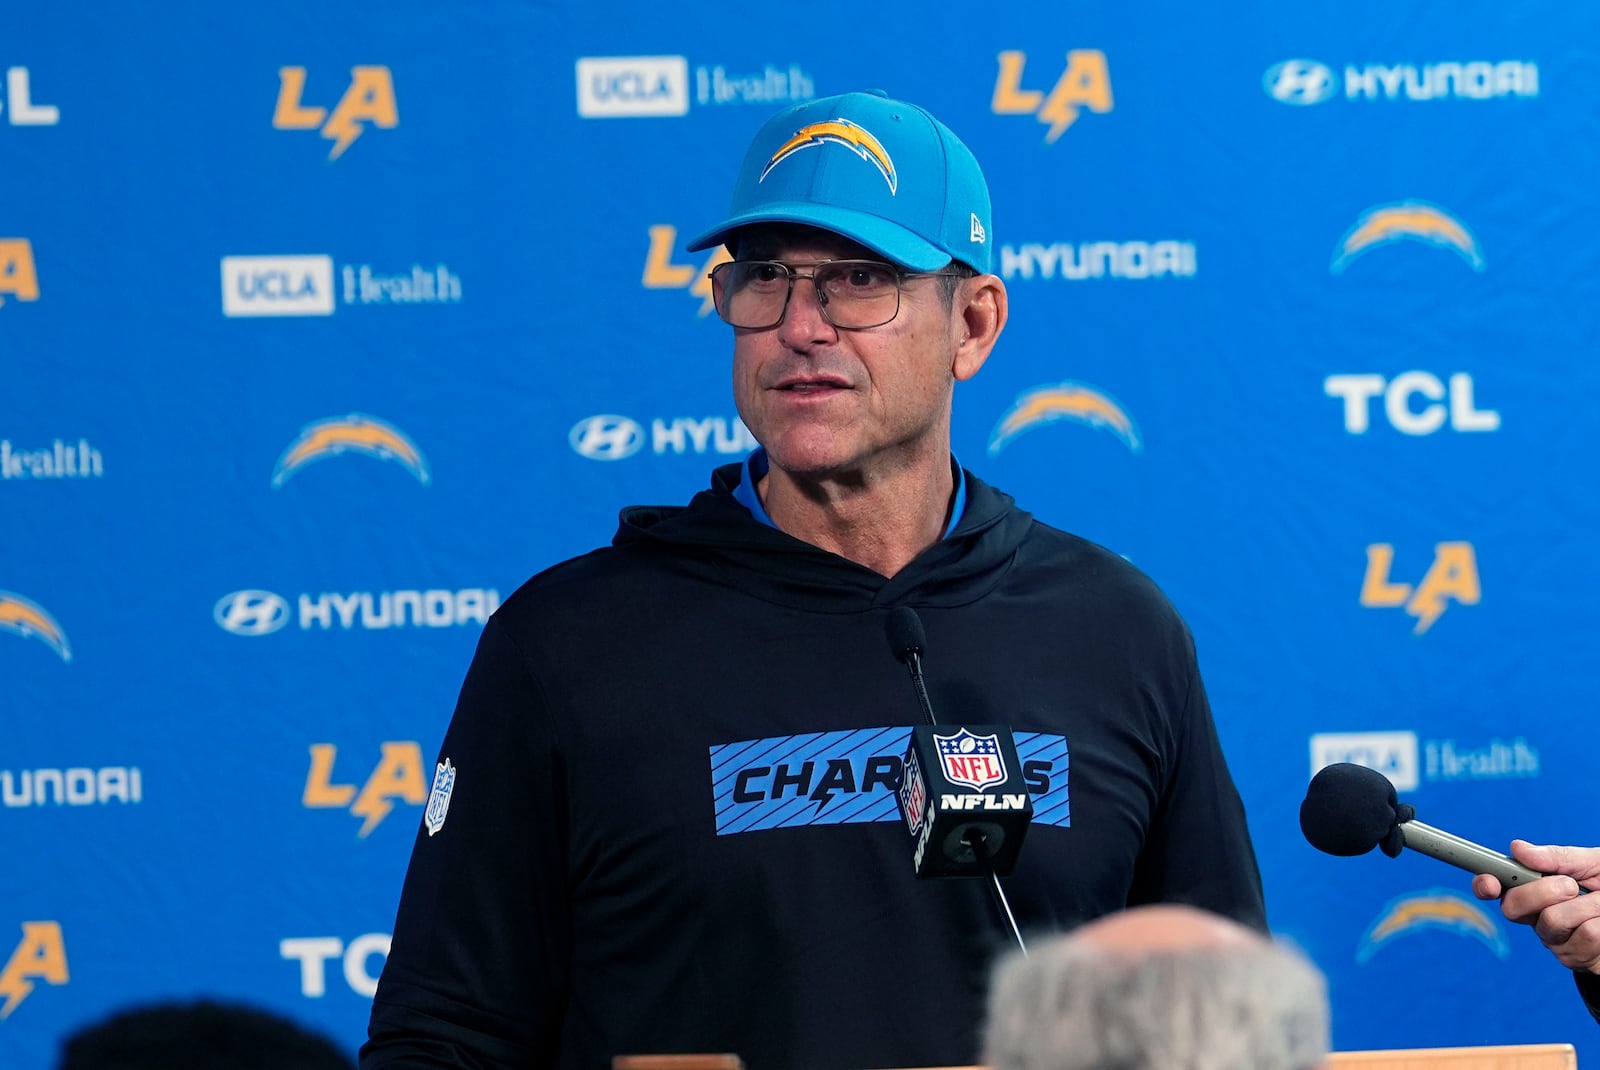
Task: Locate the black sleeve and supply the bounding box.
[1574,969,1600,1025]
[361,615,568,1069]
[1127,655,1269,932]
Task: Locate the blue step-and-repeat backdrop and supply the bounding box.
[5,3,1599,1067]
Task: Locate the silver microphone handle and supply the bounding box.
[1399,819,1545,888]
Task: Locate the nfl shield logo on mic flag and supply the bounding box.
[935,729,1007,790]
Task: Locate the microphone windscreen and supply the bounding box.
[886,607,926,663]
[1299,762,1400,857]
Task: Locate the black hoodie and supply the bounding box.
[363,464,1266,1070]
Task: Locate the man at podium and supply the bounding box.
[360,89,1266,1070]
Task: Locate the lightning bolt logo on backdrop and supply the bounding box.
[271,413,432,487]
[0,591,71,662]
[709,726,1069,835]
[0,921,69,1019]
[1356,888,1508,962]
[760,119,898,194]
[1331,202,1485,274]
[988,382,1143,456]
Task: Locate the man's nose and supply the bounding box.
[777,275,837,346]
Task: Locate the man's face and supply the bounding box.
[727,227,965,484]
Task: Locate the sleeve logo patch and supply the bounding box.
[424,758,456,836]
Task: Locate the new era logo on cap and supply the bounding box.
[970,213,986,244]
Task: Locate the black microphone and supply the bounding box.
[1300,762,1543,889]
[884,609,1032,880]
[886,606,936,725]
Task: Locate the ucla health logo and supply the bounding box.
[1332,202,1485,274]
[1357,889,1508,963]
[576,55,815,118]
[991,50,1113,143]
[272,413,431,487]
[0,238,39,307]
[222,255,334,317]
[576,56,688,117]
[1310,730,1539,788]
[273,66,398,160]
[0,438,103,480]
[989,382,1142,456]
[222,255,462,317]
[1310,731,1419,791]
[0,591,70,662]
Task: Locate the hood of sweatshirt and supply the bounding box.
[610,463,1036,613]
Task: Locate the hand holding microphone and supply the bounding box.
[1298,761,1543,887]
[1474,841,1600,975]
[1299,763,1600,975]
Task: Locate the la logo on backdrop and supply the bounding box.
[0,922,68,1020]
[304,743,430,838]
[273,65,398,159]
[642,225,729,316]
[1360,543,1480,635]
[991,49,1113,142]
[0,238,39,306]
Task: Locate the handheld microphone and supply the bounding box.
[1299,762,1544,889]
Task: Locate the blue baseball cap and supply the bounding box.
[687,89,993,274]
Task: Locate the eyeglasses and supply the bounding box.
[708,259,962,330]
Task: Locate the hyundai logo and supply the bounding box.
[1263,59,1337,106]
[214,590,291,636]
[569,414,645,461]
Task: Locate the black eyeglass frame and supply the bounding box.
[707,258,964,331]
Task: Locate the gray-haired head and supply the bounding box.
[981,905,1329,1070]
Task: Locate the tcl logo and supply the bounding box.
[1325,372,1499,434]
[280,934,389,997]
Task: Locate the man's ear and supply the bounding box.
[953,275,1008,382]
